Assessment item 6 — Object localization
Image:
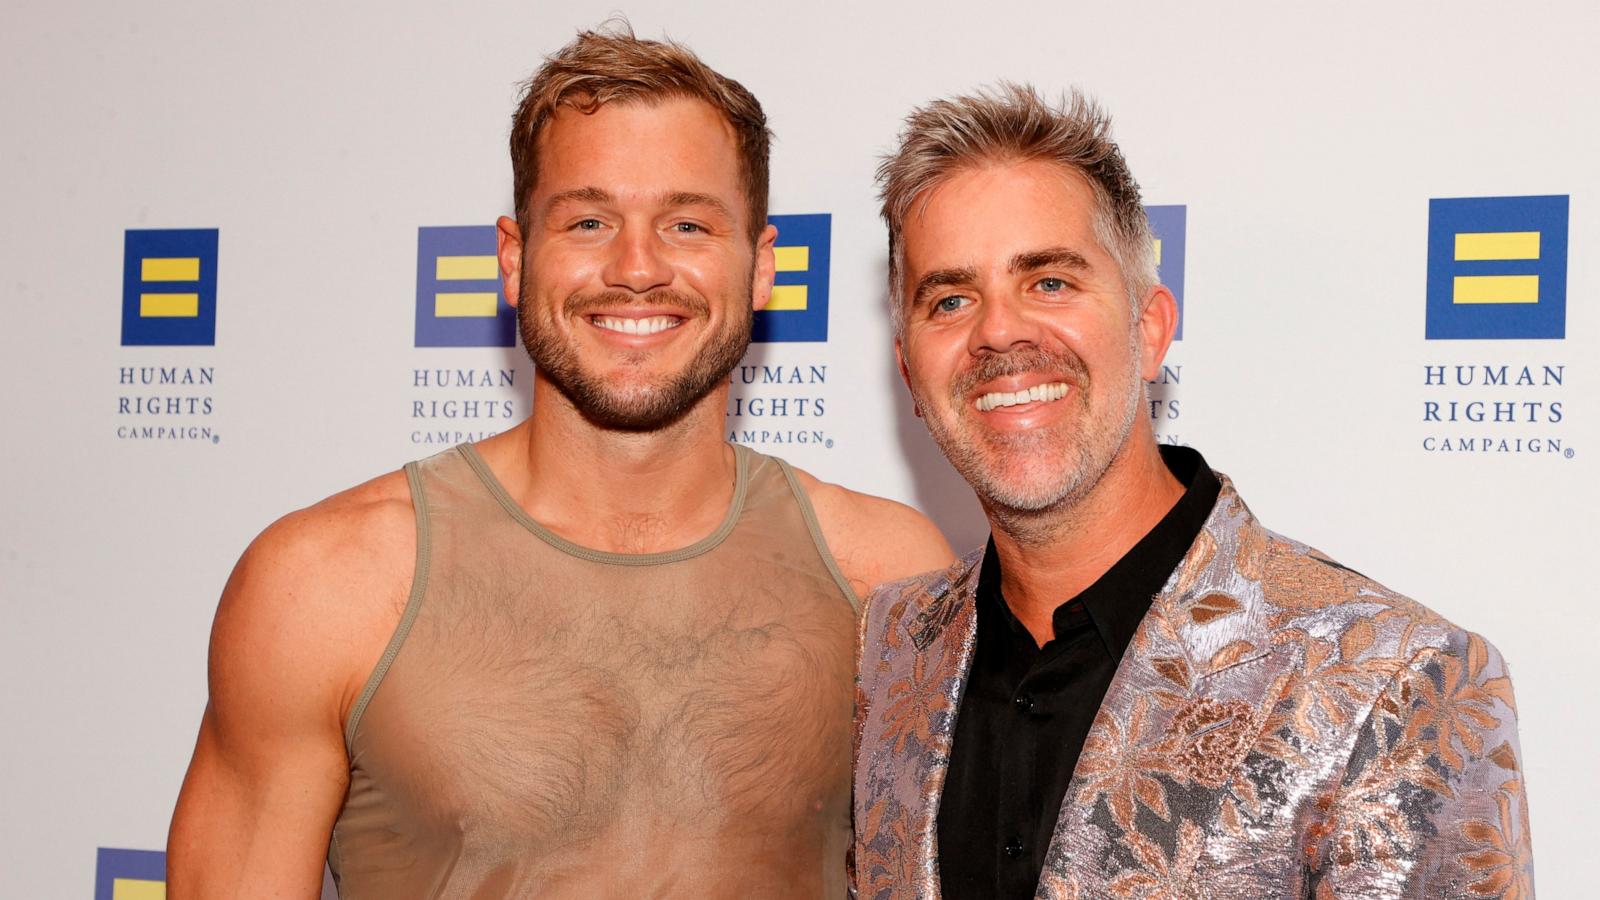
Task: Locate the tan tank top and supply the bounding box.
[328,443,858,899]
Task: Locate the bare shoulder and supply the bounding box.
[788,465,955,599]
[209,468,417,726]
[170,470,417,892]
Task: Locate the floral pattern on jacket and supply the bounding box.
[852,476,1533,899]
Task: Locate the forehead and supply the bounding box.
[535,96,743,204]
[900,160,1107,276]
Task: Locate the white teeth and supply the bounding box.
[975,382,1069,412]
[592,315,682,336]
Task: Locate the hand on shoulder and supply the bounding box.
[790,467,955,601]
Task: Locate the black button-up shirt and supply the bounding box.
[937,445,1220,899]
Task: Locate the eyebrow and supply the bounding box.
[910,246,1094,306]
[662,191,735,219]
[543,186,612,212]
[544,187,734,218]
[1009,247,1091,274]
[911,266,980,306]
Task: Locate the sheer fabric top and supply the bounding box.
[328,443,858,899]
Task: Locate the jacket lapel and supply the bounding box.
[856,552,983,900]
[1036,481,1296,899]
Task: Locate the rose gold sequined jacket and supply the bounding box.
[853,476,1533,899]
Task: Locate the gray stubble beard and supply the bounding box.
[913,333,1145,546]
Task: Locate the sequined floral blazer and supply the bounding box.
[853,477,1533,899]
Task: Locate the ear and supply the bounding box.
[750,222,778,312]
[894,337,914,394]
[496,215,525,308]
[1135,284,1179,382]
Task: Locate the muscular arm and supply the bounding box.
[792,468,956,600]
[168,478,412,899]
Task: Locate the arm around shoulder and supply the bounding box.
[168,480,413,898]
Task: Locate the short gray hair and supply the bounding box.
[877,83,1156,333]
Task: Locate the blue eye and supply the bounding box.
[574,218,602,231]
[934,295,970,314]
[1037,277,1067,292]
[673,222,704,233]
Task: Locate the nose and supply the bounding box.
[602,222,674,294]
[968,293,1038,356]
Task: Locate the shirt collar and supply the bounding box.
[975,444,1221,658]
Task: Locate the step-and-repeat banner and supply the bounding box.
[3,2,1595,896]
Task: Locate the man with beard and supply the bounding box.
[852,85,1533,898]
[167,26,951,899]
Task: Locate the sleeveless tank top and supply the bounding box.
[328,443,858,898]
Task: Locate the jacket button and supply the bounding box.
[1004,837,1024,859]
[1013,693,1036,715]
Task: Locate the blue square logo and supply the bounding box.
[415,226,514,347]
[1146,205,1186,341]
[95,848,165,900]
[754,213,830,343]
[1426,195,1568,340]
[121,229,219,346]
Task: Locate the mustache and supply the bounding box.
[564,289,709,318]
[951,347,1089,398]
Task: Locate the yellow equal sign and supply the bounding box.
[768,245,809,311]
[112,878,166,900]
[434,254,500,317]
[138,255,202,317]
[1453,230,1542,304]
[1453,275,1539,305]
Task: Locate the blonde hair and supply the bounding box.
[509,21,771,241]
[877,83,1156,331]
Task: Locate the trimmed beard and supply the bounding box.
[912,333,1143,519]
[519,278,753,432]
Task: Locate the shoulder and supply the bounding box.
[1249,526,1517,688]
[1255,527,1452,635]
[864,548,981,630]
[226,469,414,615]
[209,468,417,722]
[857,549,983,684]
[783,463,955,595]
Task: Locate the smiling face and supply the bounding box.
[499,96,774,431]
[896,159,1174,514]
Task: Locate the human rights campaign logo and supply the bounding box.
[1426,195,1569,340]
[415,226,514,347]
[95,848,165,900]
[121,229,218,346]
[754,213,830,343]
[1146,205,1185,341]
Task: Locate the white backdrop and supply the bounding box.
[3,1,1596,896]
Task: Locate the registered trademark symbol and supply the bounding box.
[825,438,834,449]
[1565,448,1575,459]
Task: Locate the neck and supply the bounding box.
[476,372,738,554]
[985,429,1183,647]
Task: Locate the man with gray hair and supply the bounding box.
[853,83,1533,898]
